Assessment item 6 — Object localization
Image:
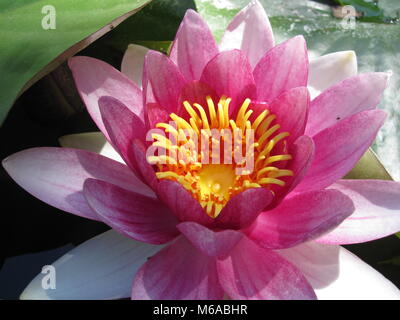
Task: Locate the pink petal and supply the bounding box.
[217,236,316,300]
[177,222,243,258]
[132,236,224,300]
[247,189,354,249]
[215,188,274,230]
[156,180,215,227]
[295,110,387,193]
[68,56,143,140]
[170,9,219,81]
[278,241,400,300]
[200,50,257,114]
[220,0,274,68]
[253,36,308,103]
[268,87,310,145]
[99,96,146,173]
[131,139,159,190]
[144,50,186,115]
[178,80,219,113]
[317,180,400,245]
[145,102,170,129]
[83,178,179,244]
[306,72,390,136]
[2,148,152,221]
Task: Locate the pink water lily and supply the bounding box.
[3,0,400,300]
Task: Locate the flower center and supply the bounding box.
[148,96,293,218]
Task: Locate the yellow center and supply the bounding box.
[148,96,293,218]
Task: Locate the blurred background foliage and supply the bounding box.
[0,0,399,299]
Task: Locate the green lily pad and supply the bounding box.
[0,0,153,126]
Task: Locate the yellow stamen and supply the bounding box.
[149,96,293,218]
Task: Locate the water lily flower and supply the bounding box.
[3,0,400,300]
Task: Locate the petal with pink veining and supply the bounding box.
[247,189,354,249]
[170,9,219,81]
[178,222,243,258]
[220,0,274,68]
[156,180,215,227]
[217,236,316,300]
[215,187,273,230]
[132,139,159,190]
[306,72,390,137]
[132,236,224,300]
[145,102,171,129]
[99,96,146,173]
[83,178,179,244]
[253,36,308,103]
[295,110,387,193]
[178,80,219,114]
[2,148,152,221]
[200,50,256,115]
[317,180,400,245]
[268,87,310,145]
[144,50,186,115]
[68,56,143,140]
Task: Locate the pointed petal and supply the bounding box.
[317,180,400,244]
[20,230,163,300]
[247,189,354,249]
[253,36,308,103]
[84,179,179,244]
[99,96,146,173]
[306,72,390,137]
[278,242,400,300]
[215,188,274,230]
[68,56,143,140]
[170,10,219,81]
[295,110,387,193]
[200,49,256,114]
[178,222,243,258]
[156,180,215,227]
[220,0,274,68]
[59,132,124,163]
[144,51,186,114]
[217,236,316,300]
[308,51,357,99]
[132,237,224,300]
[2,148,151,220]
[121,44,149,87]
[268,87,310,145]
